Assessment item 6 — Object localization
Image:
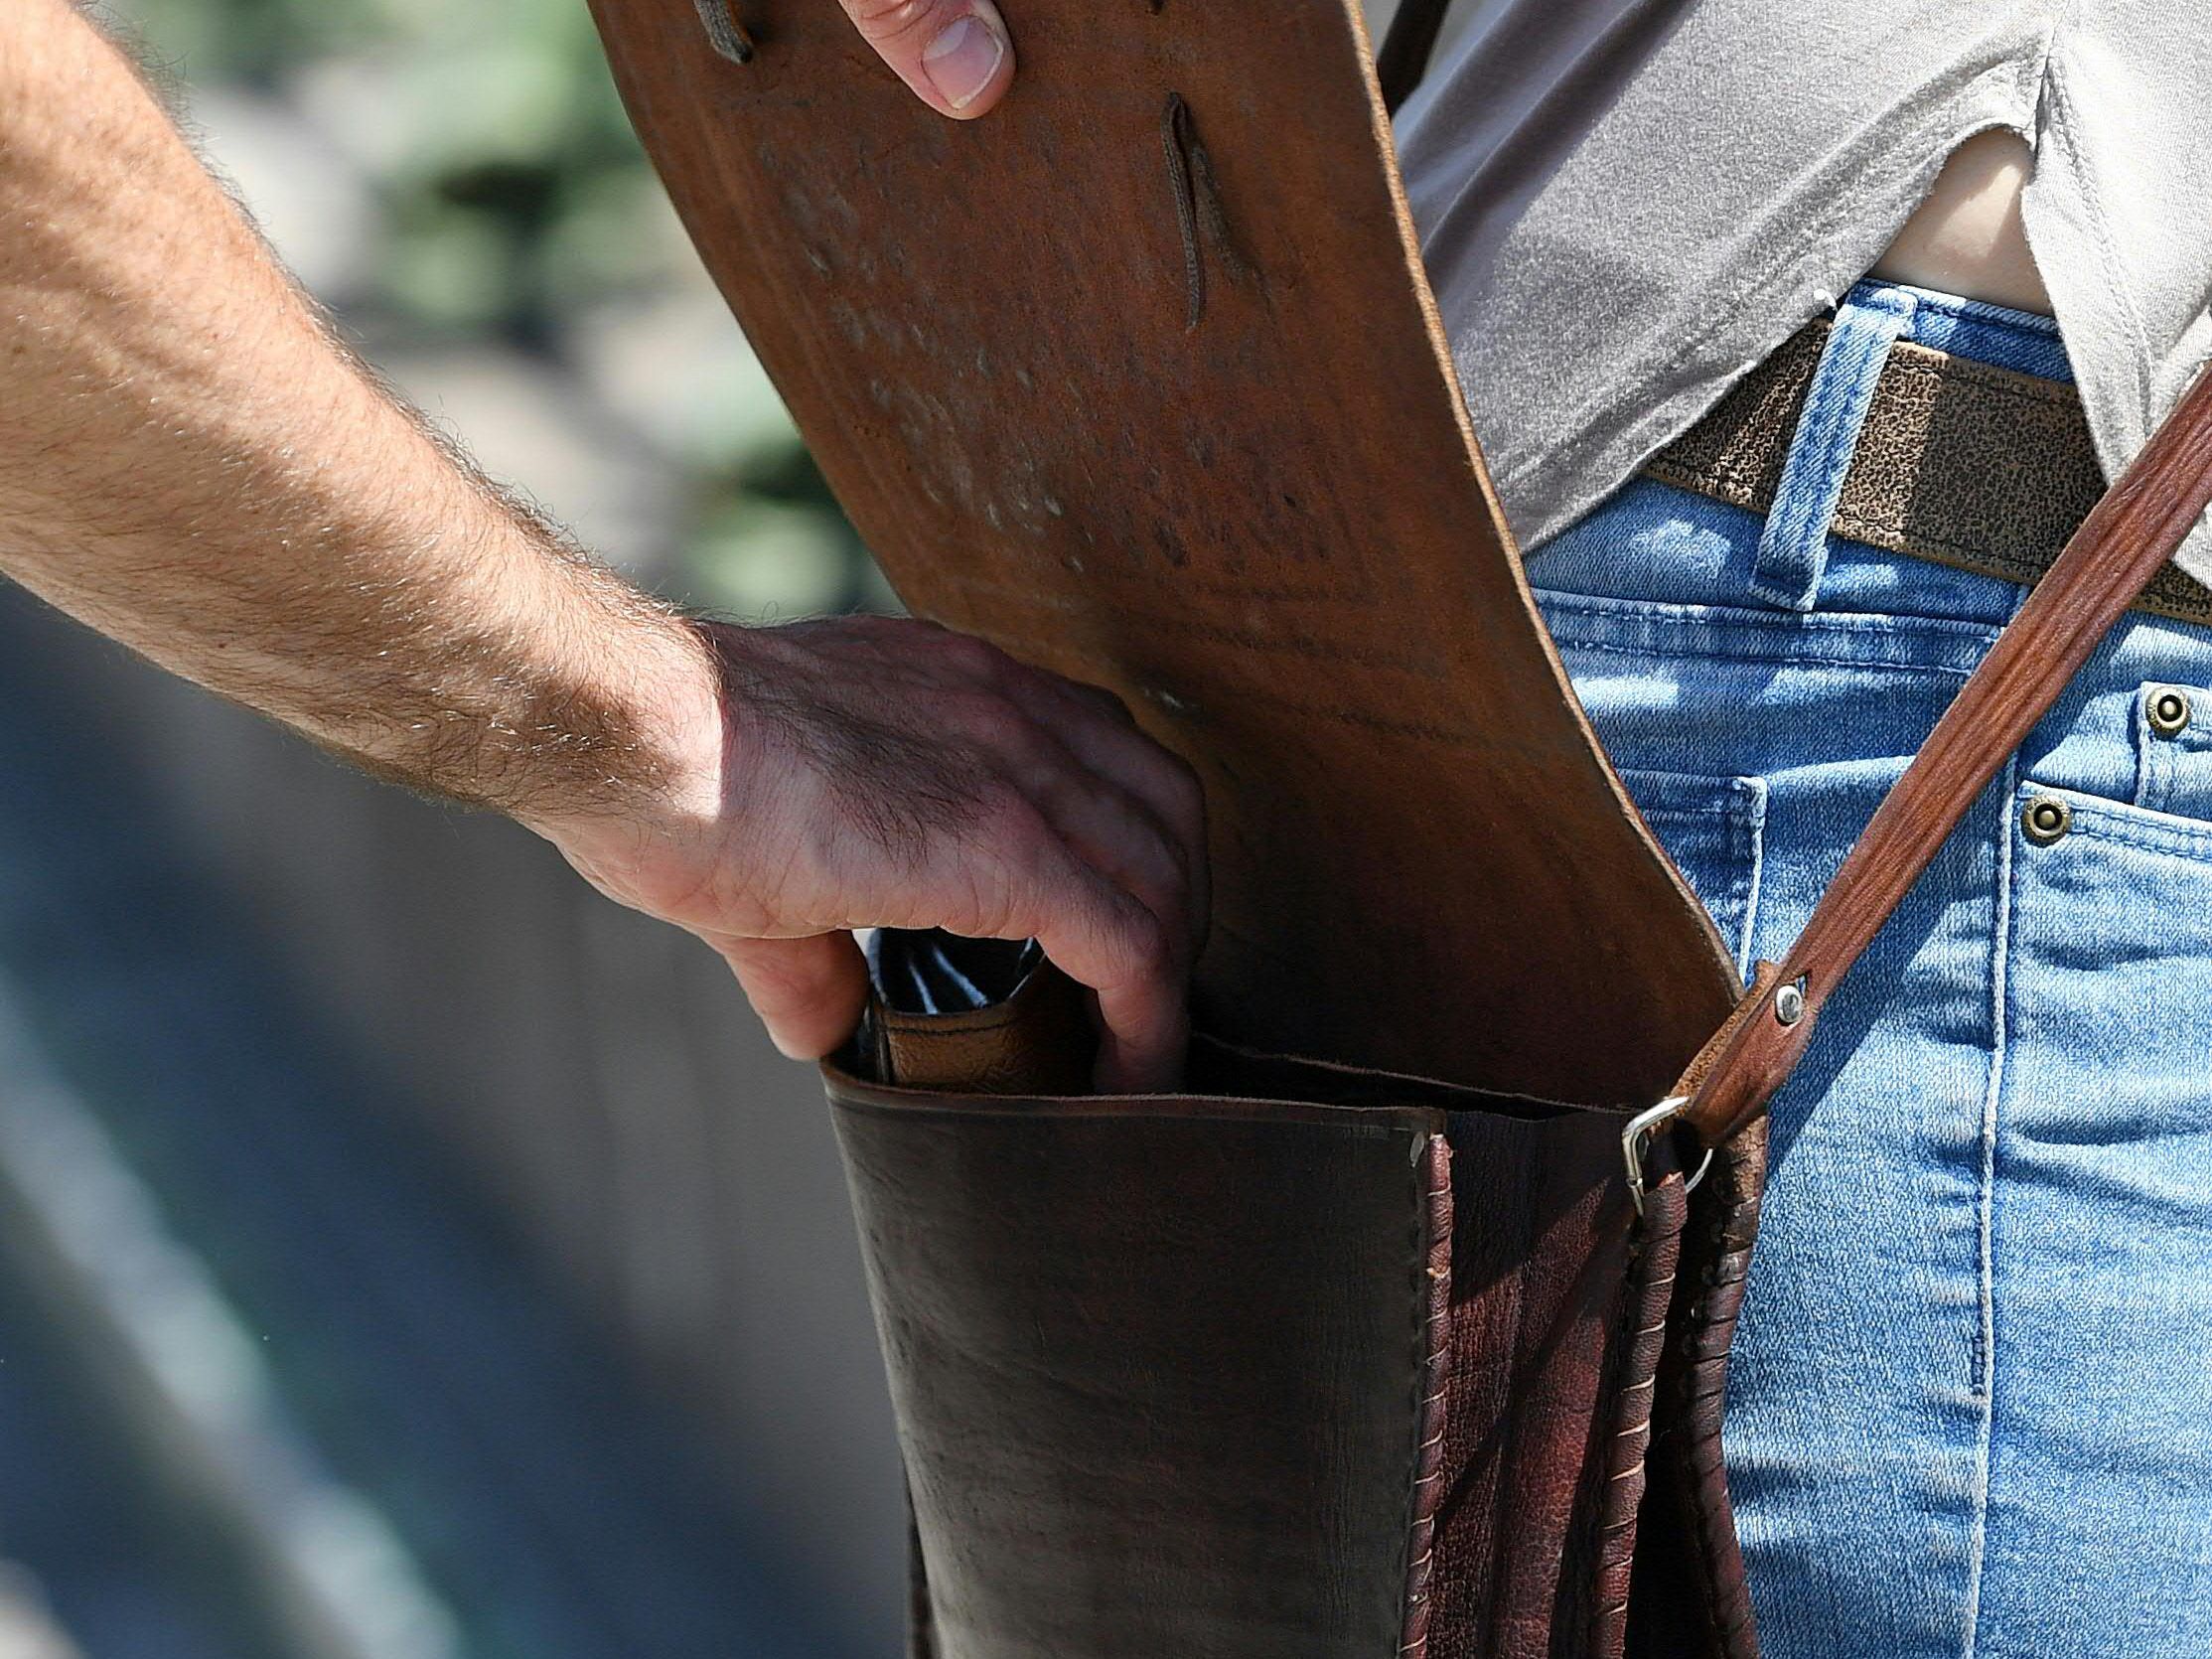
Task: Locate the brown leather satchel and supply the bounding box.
[586,1,2212,1653]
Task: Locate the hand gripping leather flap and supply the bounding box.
[585,0,1739,1106]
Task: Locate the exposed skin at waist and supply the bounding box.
[1870,128,2052,316]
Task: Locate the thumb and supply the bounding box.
[718,932,872,1061]
[837,0,1015,118]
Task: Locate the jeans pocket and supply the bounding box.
[1615,767,1766,983]
[1979,779,2212,1650]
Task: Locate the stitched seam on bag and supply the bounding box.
[1398,1132,1450,1658]
[1667,1185,1723,1640]
[1675,1166,1756,1650]
[1589,1183,1675,1639]
[1396,1138,1424,1655]
[1591,1245,1648,1626]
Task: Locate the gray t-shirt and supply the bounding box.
[1393,0,2212,580]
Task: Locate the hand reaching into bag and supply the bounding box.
[550,616,1209,1093]
[0,0,1188,1097]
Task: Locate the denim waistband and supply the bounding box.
[1859,276,2071,383]
[1526,277,2088,629]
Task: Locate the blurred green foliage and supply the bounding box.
[127,0,657,336]
[116,0,884,620]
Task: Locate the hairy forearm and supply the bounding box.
[0,0,717,828]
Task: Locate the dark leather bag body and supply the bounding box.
[586,0,1769,1652]
[833,958,1770,1659]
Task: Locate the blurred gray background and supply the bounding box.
[0,0,1428,1653]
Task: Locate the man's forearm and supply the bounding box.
[0,0,716,828]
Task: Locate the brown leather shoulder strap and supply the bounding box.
[1375,0,1453,113]
[1684,356,2212,1144]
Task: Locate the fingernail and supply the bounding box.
[922,12,1005,111]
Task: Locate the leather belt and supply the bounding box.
[1642,317,2212,627]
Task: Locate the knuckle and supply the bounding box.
[1164,746,1204,803]
[1142,742,1202,810]
[1112,807,1183,889]
[943,630,1008,681]
[974,783,1052,853]
[1110,906,1176,980]
[955,692,1038,755]
[1153,799,1203,871]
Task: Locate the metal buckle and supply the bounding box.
[1622,1095,1715,1218]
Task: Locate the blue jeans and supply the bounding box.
[1529,278,2212,1659]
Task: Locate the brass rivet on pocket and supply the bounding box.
[2022,794,2072,845]
[2150,687,2193,738]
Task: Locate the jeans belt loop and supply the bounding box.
[1749,286,1919,611]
